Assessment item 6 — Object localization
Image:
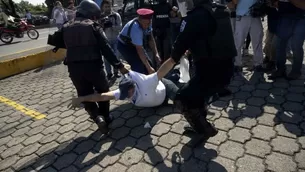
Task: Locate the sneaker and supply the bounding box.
[94,116,109,134]
[287,72,301,80]
[107,74,113,80]
[269,69,286,80]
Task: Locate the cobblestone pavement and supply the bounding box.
[0,55,304,172]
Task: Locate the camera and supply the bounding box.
[100,14,116,29]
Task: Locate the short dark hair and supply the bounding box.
[101,0,111,7]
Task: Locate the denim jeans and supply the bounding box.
[276,16,305,73]
[161,78,179,101]
[117,41,153,75]
[104,40,118,75]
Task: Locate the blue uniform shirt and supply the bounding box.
[236,0,257,16]
[94,0,103,7]
[118,19,153,46]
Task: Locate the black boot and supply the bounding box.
[94,116,109,134]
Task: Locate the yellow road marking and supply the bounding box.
[0,96,46,119]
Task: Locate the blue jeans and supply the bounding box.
[117,41,152,75]
[104,40,118,75]
[276,16,305,73]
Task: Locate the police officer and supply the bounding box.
[157,0,235,140]
[63,0,128,134]
[151,0,172,62]
[117,8,161,75]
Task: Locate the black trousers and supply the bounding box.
[68,61,110,119]
[155,28,171,62]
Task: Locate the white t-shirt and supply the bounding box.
[113,71,166,107]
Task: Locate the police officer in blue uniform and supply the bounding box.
[117,8,161,75]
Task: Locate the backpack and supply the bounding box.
[202,3,237,59]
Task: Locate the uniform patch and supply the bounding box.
[180,20,186,32]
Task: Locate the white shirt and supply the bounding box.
[53,8,66,24]
[113,71,166,107]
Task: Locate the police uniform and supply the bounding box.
[151,0,171,62]
[63,0,124,133]
[171,1,235,138]
[117,9,155,75]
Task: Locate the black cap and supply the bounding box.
[118,77,136,100]
[77,0,101,19]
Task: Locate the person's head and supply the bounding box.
[101,0,112,14]
[76,0,101,20]
[137,8,154,30]
[55,1,62,7]
[68,0,74,7]
[118,78,136,100]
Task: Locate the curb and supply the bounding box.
[0,49,66,79]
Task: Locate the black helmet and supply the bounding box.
[77,0,101,18]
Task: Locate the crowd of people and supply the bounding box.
[48,0,304,141]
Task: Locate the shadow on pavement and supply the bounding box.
[0,41,21,47]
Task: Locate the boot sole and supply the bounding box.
[97,121,109,134]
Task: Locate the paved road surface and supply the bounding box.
[0,27,57,58]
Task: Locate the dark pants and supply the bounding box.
[155,28,171,62]
[117,41,153,75]
[161,78,180,101]
[245,33,251,49]
[68,61,110,119]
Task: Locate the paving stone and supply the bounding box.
[74,139,96,155]
[167,143,192,164]
[180,158,206,172]
[55,140,78,155]
[110,126,131,140]
[221,107,241,120]
[214,117,234,131]
[152,160,179,172]
[26,125,45,136]
[256,83,272,90]
[251,89,269,97]
[127,162,153,172]
[73,152,100,169]
[13,154,39,171]
[121,109,138,119]
[269,87,287,96]
[97,149,120,168]
[6,135,27,147]
[208,156,235,172]
[103,163,127,172]
[11,127,31,137]
[19,142,41,157]
[1,144,24,159]
[262,104,282,114]
[144,146,168,165]
[57,131,77,143]
[0,136,12,147]
[271,136,299,155]
[295,149,305,169]
[288,86,305,94]
[158,132,181,149]
[59,110,75,118]
[115,136,137,152]
[130,125,150,138]
[16,120,33,130]
[228,127,251,143]
[23,134,44,146]
[36,141,59,156]
[32,153,58,171]
[283,102,304,112]
[266,152,297,172]
[170,120,189,135]
[136,135,158,151]
[275,123,301,138]
[0,145,6,154]
[59,165,79,172]
[219,141,244,160]
[110,118,125,130]
[236,155,265,172]
[138,108,155,118]
[278,111,303,124]
[75,130,94,142]
[251,125,276,141]
[257,113,277,126]
[266,95,286,105]
[44,118,61,127]
[298,136,305,149]
[207,130,228,145]
[125,116,143,128]
[245,138,271,158]
[6,114,22,124]
[156,106,173,116]
[80,165,103,172]
[57,123,76,134]
[59,116,76,125]
[161,113,182,124]
[39,133,60,144]
[72,114,89,124]
[246,97,266,107]
[119,148,144,166]
[53,152,78,170]
[285,93,305,102]
[230,80,244,87]
[234,91,251,100]
[235,117,257,129]
[0,155,19,171]
[207,109,222,121]
[93,138,115,153]
[151,122,171,136]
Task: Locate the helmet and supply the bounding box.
[177,0,212,17]
[77,0,101,19]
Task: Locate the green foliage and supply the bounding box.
[17,0,48,15]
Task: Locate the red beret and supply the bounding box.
[137,8,154,19]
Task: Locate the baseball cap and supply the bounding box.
[118,77,136,100]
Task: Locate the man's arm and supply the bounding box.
[290,0,305,10]
[148,32,158,56]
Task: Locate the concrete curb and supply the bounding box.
[0,49,66,79]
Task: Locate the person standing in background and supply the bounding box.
[0,7,8,27]
[100,0,122,80]
[25,10,32,24]
[52,1,67,30]
[66,0,76,21]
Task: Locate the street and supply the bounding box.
[0,27,57,59]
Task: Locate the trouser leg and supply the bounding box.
[161,78,179,101]
[249,17,264,66]
[291,18,305,74]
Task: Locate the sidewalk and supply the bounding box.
[0,53,304,172]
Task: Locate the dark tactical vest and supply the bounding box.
[152,3,171,30]
[63,17,102,63]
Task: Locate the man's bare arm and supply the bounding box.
[156,58,176,80]
[290,0,305,10]
[135,45,154,72]
[148,33,158,56]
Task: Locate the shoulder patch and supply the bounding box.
[180,20,186,32]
